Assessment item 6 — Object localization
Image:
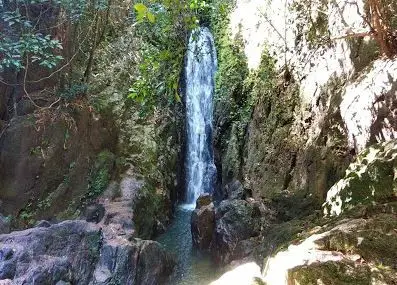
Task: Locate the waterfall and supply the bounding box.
[185,27,217,205]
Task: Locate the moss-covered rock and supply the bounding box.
[323,140,397,216]
[289,261,372,285]
[133,184,172,239]
[262,205,397,285]
[0,105,117,228]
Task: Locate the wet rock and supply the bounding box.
[212,200,261,265]
[196,193,213,209]
[55,281,71,285]
[191,202,215,250]
[85,204,106,223]
[0,220,175,284]
[91,239,174,285]
[135,239,176,285]
[0,215,10,234]
[224,179,245,200]
[35,220,51,228]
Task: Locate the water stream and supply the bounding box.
[157,27,220,284]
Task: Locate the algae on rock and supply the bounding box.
[323,139,397,216]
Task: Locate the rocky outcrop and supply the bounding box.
[323,139,397,216]
[191,194,215,250]
[211,0,397,207]
[224,179,246,200]
[212,199,261,265]
[210,262,262,285]
[196,193,213,208]
[0,106,116,226]
[0,220,175,285]
[262,203,397,285]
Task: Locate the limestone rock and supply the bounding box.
[191,202,215,250]
[263,208,397,285]
[210,262,263,285]
[85,204,106,223]
[323,140,397,216]
[196,193,213,209]
[224,179,245,200]
[0,220,175,284]
[212,200,261,265]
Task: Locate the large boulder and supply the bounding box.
[191,196,215,250]
[263,206,397,285]
[196,193,213,209]
[224,179,245,200]
[91,240,175,285]
[323,140,397,216]
[212,200,261,265]
[0,220,175,284]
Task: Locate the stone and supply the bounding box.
[262,210,397,285]
[55,281,72,285]
[323,140,397,216]
[0,215,10,234]
[191,202,215,250]
[16,99,36,116]
[85,204,106,223]
[196,193,213,209]
[35,220,52,228]
[135,240,176,285]
[224,179,245,200]
[210,262,263,285]
[212,200,261,265]
[0,220,175,284]
[0,107,117,219]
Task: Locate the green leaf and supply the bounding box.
[134,3,148,21]
[147,12,155,23]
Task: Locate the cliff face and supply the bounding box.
[207,1,397,283]
[213,0,397,204]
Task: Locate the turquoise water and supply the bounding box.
[157,206,222,285]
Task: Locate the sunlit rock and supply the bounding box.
[341,59,397,151]
[209,262,262,285]
[323,140,397,216]
[263,215,397,285]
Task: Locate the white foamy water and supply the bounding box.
[185,27,217,205]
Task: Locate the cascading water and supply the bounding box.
[185,27,217,205]
[157,27,222,285]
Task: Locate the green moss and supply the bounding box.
[86,150,115,199]
[323,140,397,216]
[56,150,115,220]
[133,184,169,239]
[289,261,371,285]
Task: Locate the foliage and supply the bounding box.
[1,1,68,71]
[86,150,115,200]
[210,0,251,139]
[59,84,88,101]
[127,0,212,116]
